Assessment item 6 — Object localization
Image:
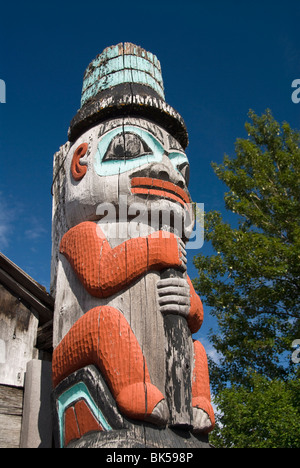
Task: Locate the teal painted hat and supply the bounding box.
[68,43,188,148]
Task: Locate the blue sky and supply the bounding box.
[1,0,299,346]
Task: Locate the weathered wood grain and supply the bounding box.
[0,385,23,448]
[160,269,193,428]
[67,424,209,449]
[0,283,38,386]
[36,319,53,353]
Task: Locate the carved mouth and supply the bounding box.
[131,177,190,207]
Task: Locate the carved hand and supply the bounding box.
[157,277,190,318]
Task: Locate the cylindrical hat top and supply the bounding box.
[81,43,165,107]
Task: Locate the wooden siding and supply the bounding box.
[0,385,23,448]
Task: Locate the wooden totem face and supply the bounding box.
[64,116,194,239]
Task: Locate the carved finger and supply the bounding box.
[158,294,190,306]
[157,278,189,289]
[180,246,187,258]
[181,254,187,264]
[159,304,190,317]
[157,286,189,297]
[179,239,186,249]
[177,239,187,265]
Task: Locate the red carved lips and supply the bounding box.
[131,177,190,207]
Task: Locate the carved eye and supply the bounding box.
[103,132,152,161]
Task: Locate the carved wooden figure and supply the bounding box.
[51,43,215,448]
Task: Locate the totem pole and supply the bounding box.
[51,43,215,448]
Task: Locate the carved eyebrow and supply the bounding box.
[97,119,125,139]
[97,118,165,146]
[167,134,184,152]
[129,119,165,146]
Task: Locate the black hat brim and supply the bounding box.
[68,83,189,149]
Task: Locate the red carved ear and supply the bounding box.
[71,143,88,181]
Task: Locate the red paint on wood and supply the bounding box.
[192,340,215,432]
[64,406,80,446]
[71,143,88,181]
[131,177,190,205]
[59,221,183,298]
[186,276,203,334]
[74,400,103,435]
[131,187,186,207]
[52,306,165,421]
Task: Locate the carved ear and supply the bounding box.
[71,143,88,181]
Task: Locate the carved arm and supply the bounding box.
[60,221,185,298]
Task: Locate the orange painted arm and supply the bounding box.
[60,222,184,298]
[186,276,203,334]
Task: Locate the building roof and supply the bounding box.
[0,252,54,326]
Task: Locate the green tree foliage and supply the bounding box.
[194,110,300,390]
[210,374,300,448]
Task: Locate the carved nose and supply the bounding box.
[148,162,186,189]
[178,162,190,186]
[152,169,169,182]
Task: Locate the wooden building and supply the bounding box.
[0,253,54,448]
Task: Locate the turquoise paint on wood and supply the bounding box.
[93,124,189,177]
[82,55,163,92]
[57,382,112,447]
[80,49,165,107]
[94,125,165,176]
[81,69,165,106]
